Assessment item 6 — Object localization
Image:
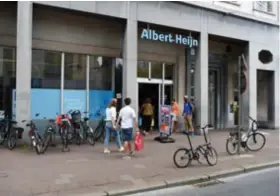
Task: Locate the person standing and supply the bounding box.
[117,97,138,159]
[190,98,196,129]
[140,98,153,135]
[104,98,124,154]
[171,98,180,133]
[182,95,194,136]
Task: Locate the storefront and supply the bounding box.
[1,2,279,133]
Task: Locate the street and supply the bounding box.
[131,167,279,196]
[0,130,278,196]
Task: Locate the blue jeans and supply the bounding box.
[104,123,122,148]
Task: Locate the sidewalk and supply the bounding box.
[0,130,278,196]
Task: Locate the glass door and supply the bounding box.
[208,70,218,128]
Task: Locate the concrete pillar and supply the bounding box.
[274,60,279,129]
[195,31,209,132]
[242,43,256,128]
[123,2,138,111]
[16,2,32,123]
[177,55,185,107]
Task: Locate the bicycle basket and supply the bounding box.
[71,110,81,123]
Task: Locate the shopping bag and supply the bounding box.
[151,118,154,127]
[134,131,144,151]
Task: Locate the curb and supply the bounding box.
[105,161,279,196]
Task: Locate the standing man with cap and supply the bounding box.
[182,95,195,136]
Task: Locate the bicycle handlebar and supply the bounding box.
[249,116,257,122]
[196,124,213,130]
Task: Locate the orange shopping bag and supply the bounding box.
[134,131,144,151]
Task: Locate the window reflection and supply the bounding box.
[64,53,86,89]
[89,56,112,90]
[0,47,16,116]
[165,63,174,80]
[32,50,61,89]
[137,61,149,78]
[150,61,162,79]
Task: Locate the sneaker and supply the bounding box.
[130,151,135,157]
[104,149,110,154]
[119,147,124,152]
[122,155,131,160]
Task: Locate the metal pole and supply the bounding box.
[237,56,241,155]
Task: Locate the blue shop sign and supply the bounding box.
[141,29,198,47]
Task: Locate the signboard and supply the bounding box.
[141,29,198,47]
[159,105,172,135]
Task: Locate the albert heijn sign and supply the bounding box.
[140,28,198,48]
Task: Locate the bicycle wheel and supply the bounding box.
[226,137,238,155]
[7,134,16,150]
[173,148,192,168]
[93,123,104,142]
[35,140,42,155]
[87,127,95,146]
[41,133,51,153]
[205,146,218,166]
[246,132,266,152]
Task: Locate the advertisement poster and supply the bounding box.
[159,105,171,135]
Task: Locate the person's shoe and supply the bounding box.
[122,155,132,160]
[130,151,135,157]
[119,147,124,152]
[104,149,110,154]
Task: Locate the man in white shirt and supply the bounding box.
[117,97,138,157]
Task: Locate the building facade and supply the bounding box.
[0,1,279,133]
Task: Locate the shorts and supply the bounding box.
[171,113,177,122]
[122,128,133,141]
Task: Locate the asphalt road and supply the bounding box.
[131,167,279,196]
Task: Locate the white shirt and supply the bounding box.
[105,107,117,121]
[118,105,136,129]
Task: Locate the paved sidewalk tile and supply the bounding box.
[0,130,278,196]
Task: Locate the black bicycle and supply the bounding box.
[22,114,43,155]
[58,114,71,152]
[173,124,218,168]
[78,112,95,146]
[226,116,266,155]
[92,115,106,143]
[0,113,23,150]
[41,118,57,154]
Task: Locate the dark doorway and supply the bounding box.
[138,83,159,129]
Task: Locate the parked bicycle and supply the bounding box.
[22,113,43,155]
[78,112,95,146]
[173,124,218,168]
[0,112,24,150]
[91,114,106,143]
[41,117,57,154]
[226,116,266,155]
[56,113,71,152]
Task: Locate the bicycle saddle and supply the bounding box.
[83,117,89,121]
[49,119,55,123]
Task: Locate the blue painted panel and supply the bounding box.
[31,88,60,119]
[89,90,114,119]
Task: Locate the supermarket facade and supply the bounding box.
[0,1,279,130]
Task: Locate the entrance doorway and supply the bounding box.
[138,81,173,130]
[208,69,221,128]
[138,83,159,129]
